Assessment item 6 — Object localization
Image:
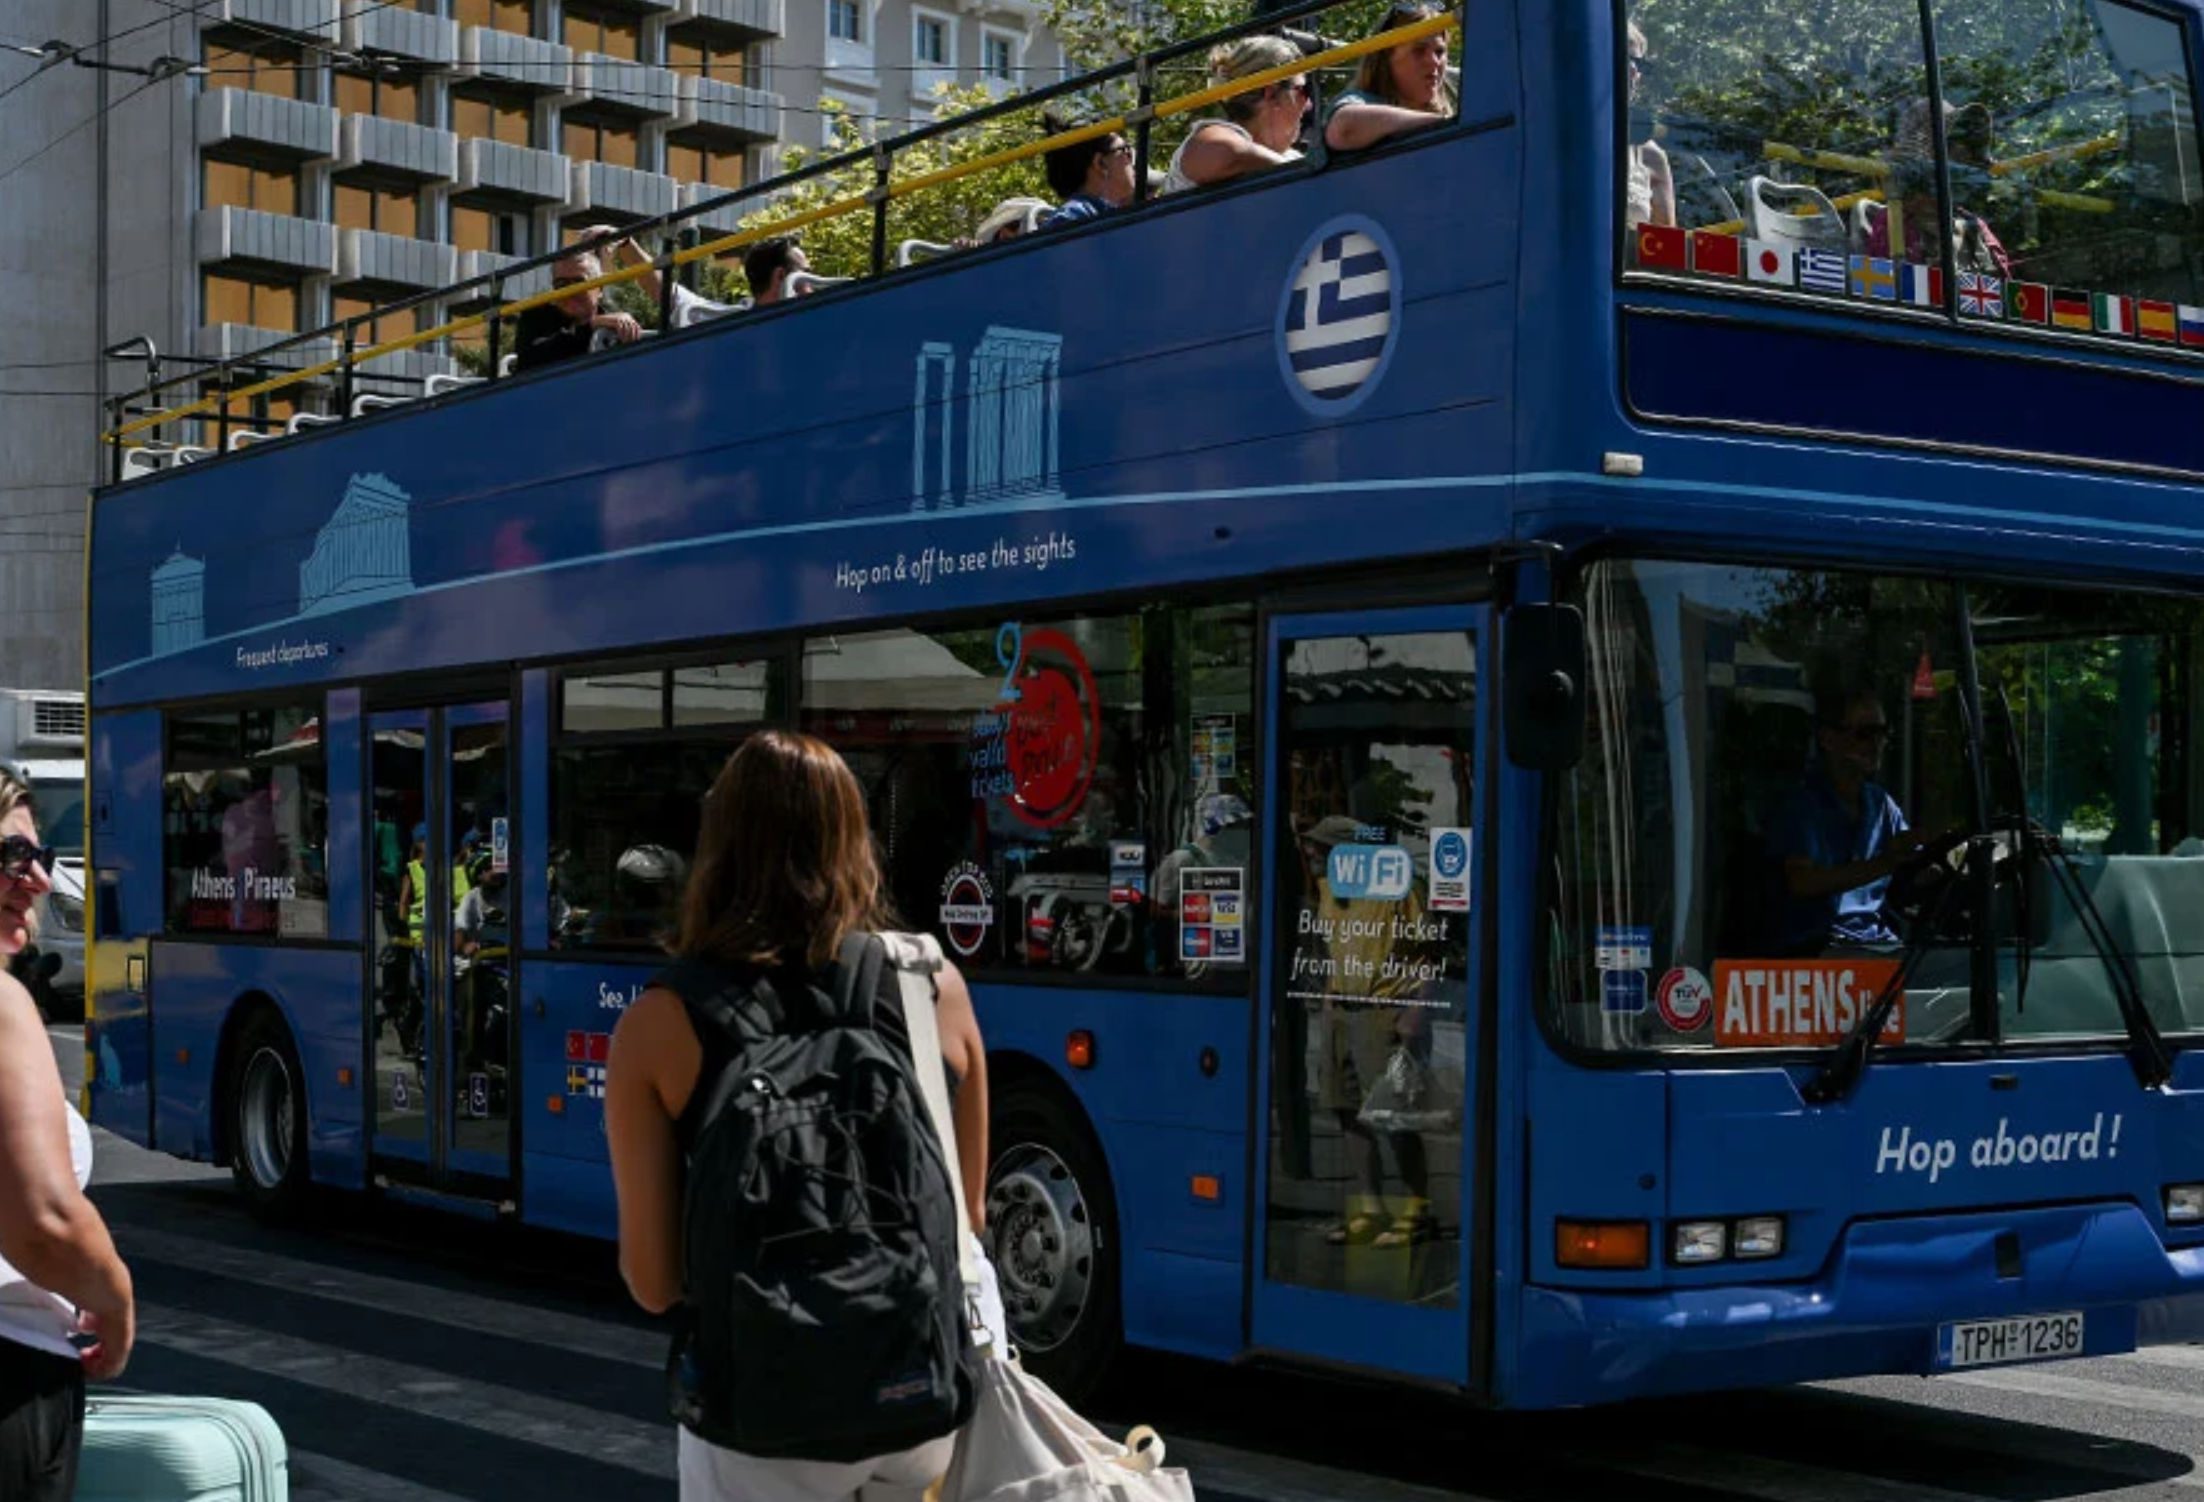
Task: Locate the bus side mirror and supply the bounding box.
[1503,603,1586,771]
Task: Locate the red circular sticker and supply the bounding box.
[1002,627,1101,830]
[1657,966,1713,1032]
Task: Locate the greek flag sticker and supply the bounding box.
[1278,216,1401,416]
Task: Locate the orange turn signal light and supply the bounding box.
[1190,1174,1222,1202]
[336,1067,354,1088]
[174,1047,190,1066]
[546,1095,566,1115]
[1555,1219,1651,1270]
[1065,1030,1096,1070]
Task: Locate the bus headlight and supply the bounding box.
[1733,1215,1786,1259]
[2165,1185,2204,1223]
[1671,1221,1728,1264]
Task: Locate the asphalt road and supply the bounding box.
[50,1026,2204,1501]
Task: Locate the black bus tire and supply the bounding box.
[227,1008,311,1221]
[985,1079,1122,1401]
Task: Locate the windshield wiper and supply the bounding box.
[1802,847,1971,1104]
[2018,818,2173,1090]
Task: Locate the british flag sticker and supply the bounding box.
[1278,216,1401,416]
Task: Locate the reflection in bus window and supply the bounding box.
[802,604,1254,982]
[1550,560,2204,1055]
[1626,0,2204,332]
[161,703,328,937]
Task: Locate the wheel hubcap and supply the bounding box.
[985,1144,1094,1353]
[240,1046,294,1191]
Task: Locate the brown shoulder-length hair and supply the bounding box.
[1352,2,1457,113]
[673,730,894,970]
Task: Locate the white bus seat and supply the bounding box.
[675,295,747,327]
[425,373,485,397]
[786,271,852,296]
[898,238,957,267]
[228,427,284,451]
[121,447,174,480]
[1745,176,1848,252]
[498,353,518,377]
[174,445,215,464]
[287,411,341,434]
[350,392,413,418]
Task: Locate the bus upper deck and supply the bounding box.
[79,0,2204,1413]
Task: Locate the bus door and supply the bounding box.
[366,701,515,1195]
[1252,606,1484,1383]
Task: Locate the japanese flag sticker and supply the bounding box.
[1657,966,1713,1032]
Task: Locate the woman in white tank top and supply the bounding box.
[1160,35,1307,196]
[0,768,135,1502]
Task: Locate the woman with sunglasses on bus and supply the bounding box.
[0,769,134,1500]
[1324,2,1455,153]
[1161,36,1309,195]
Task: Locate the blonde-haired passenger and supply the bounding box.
[1160,36,1308,195]
[1324,2,1455,153]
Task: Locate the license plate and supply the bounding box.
[1938,1311,2085,1369]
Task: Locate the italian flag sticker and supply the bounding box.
[2094,292,2135,335]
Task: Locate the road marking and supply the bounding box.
[135,1304,675,1479]
[290,1448,479,1502]
[1599,1442,2004,1502]
[118,1224,661,1369]
[1945,1364,2204,1424]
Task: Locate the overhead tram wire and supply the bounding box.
[0,72,162,189]
[132,0,419,63]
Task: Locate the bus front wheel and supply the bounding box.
[228,1009,309,1221]
[985,1080,1121,1401]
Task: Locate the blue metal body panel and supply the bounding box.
[86,711,163,1146]
[85,0,2204,1409]
[146,942,366,1188]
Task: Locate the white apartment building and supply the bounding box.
[0,0,1065,685]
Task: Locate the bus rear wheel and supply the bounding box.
[985,1081,1120,1401]
[229,1010,309,1221]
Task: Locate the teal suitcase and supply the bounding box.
[76,1394,289,1502]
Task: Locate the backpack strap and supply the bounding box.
[878,932,979,1290]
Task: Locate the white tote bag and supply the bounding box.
[878,935,1192,1502]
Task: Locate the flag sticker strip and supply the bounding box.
[1744,239,1794,286]
[1690,230,1741,278]
[2182,305,2204,348]
[2139,299,2177,342]
[1798,247,1847,294]
[1957,271,2003,319]
[1849,255,1896,302]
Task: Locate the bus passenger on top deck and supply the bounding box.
[1765,684,1930,956]
[1160,36,1308,195]
[744,238,811,306]
[1858,99,2011,277]
[1039,118,1138,228]
[515,233,646,372]
[1624,19,1675,229]
[1323,2,1454,153]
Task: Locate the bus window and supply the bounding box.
[550,657,781,951]
[801,603,1255,982]
[161,702,328,938]
[1549,560,2204,1054]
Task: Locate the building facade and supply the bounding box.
[0,0,1064,688]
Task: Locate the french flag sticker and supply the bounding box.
[1899,263,1944,307]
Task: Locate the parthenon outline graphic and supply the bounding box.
[911,327,1066,511]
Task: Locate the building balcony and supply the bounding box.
[194,207,338,275]
[456,250,550,300]
[456,137,569,202]
[193,324,337,371]
[339,115,459,180]
[676,0,785,37]
[676,76,781,140]
[459,27,575,92]
[568,160,679,220]
[344,5,459,64]
[680,180,748,234]
[195,90,339,160]
[581,54,680,117]
[207,0,341,37]
[338,229,457,290]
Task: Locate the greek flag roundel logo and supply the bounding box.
[1277,215,1401,416]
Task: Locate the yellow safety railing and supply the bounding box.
[107,8,1461,451]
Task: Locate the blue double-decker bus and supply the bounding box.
[83,0,2204,1406]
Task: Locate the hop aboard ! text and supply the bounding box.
[1875,1113,2124,1185]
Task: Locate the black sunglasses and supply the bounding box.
[0,835,53,879]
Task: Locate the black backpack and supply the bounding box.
[661,933,976,1461]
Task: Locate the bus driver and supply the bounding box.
[1765,684,1929,954]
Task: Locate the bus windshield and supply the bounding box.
[1549,558,2204,1055]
